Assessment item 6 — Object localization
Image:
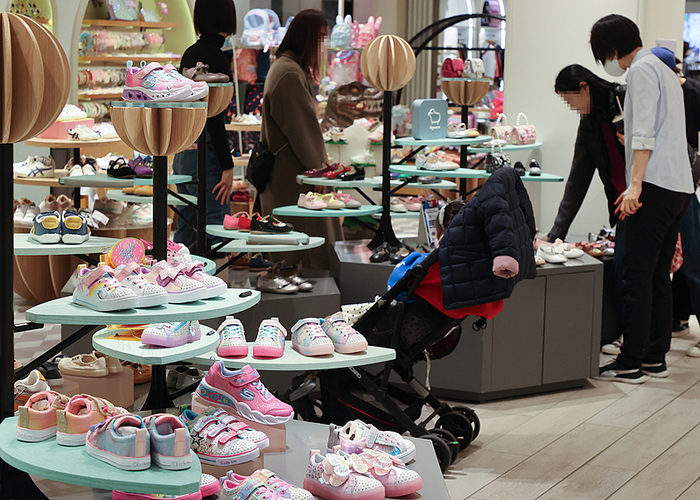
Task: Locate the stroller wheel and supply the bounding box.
[423,433,453,473]
[436,412,474,451]
[451,405,481,439]
[428,428,459,465]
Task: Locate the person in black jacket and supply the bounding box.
[550,64,627,351]
[172,0,236,248]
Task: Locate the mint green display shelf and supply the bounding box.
[272,205,382,218]
[372,211,419,219]
[191,254,216,275]
[106,190,197,205]
[217,237,324,254]
[206,225,311,244]
[394,135,492,147]
[60,174,193,188]
[25,289,260,325]
[467,141,543,153]
[296,174,457,190]
[93,325,219,365]
[389,164,564,182]
[13,234,120,256]
[0,417,201,496]
[188,343,395,371]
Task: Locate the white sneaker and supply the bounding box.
[687,341,700,357]
[58,104,88,121]
[69,164,83,177]
[14,370,50,398]
[22,204,40,224]
[14,201,29,222]
[15,160,54,178]
[351,150,376,165]
[217,316,249,358]
[13,156,36,173]
[253,317,287,358]
[68,125,100,141]
[113,262,169,308]
[92,123,118,139]
[72,264,139,311]
[95,153,122,171]
[602,335,623,355]
[82,164,97,175]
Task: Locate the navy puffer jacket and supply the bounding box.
[439,167,537,309]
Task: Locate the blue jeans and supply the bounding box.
[678,195,700,317]
[172,138,228,249]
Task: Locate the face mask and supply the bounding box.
[603,58,626,77]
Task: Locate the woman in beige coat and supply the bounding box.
[259,9,344,273]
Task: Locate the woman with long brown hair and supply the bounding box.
[259,9,343,272]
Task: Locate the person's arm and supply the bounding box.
[616,150,648,219]
[208,111,235,204]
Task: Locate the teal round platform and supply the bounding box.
[106,190,197,205]
[61,175,192,188]
[468,141,543,153]
[394,135,492,147]
[218,236,325,254]
[372,211,419,219]
[93,325,220,365]
[191,255,216,275]
[272,205,382,218]
[13,234,120,256]
[188,343,395,371]
[0,417,201,496]
[25,289,260,325]
[134,174,192,185]
[206,225,311,244]
[389,164,564,182]
[296,175,457,190]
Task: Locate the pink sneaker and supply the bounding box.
[141,321,202,348]
[122,61,192,102]
[163,63,209,101]
[253,318,286,358]
[217,316,248,358]
[334,448,422,497]
[139,261,208,303]
[16,391,70,442]
[225,469,313,500]
[195,363,294,425]
[56,394,128,446]
[321,313,368,354]
[171,259,227,299]
[291,318,334,356]
[303,450,385,500]
[111,473,219,500]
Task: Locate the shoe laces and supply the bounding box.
[251,379,271,399]
[222,323,244,341]
[258,325,281,342]
[332,319,355,337]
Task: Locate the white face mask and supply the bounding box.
[603,58,626,77]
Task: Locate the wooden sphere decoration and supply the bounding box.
[442,79,490,106]
[0,13,70,144]
[361,35,416,91]
[205,85,234,118]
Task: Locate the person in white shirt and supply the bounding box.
[590,14,694,383]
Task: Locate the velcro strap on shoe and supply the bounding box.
[232,477,267,499]
[83,266,115,287]
[229,366,260,387]
[192,415,218,433]
[364,425,379,447]
[114,261,140,282]
[291,318,321,335]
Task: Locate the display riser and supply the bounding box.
[335,241,395,304]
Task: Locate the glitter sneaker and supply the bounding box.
[291,318,334,357]
[57,394,128,446]
[139,261,208,303]
[321,313,368,354]
[217,316,249,358]
[113,261,169,308]
[303,450,385,500]
[172,259,227,298]
[16,391,70,442]
[163,63,209,101]
[72,264,139,311]
[143,413,192,470]
[122,61,192,102]
[181,407,259,466]
[111,473,219,500]
[253,318,286,359]
[327,420,416,463]
[334,448,422,497]
[141,320,202,348]
[86,414,151,470]
[180,407,269,450]
[195,363,294,425]
[223,469,313,500]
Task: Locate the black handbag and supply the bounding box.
[246,141,276,193]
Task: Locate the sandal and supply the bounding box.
[250,215,294,234]
[130,158,153,178]
[107,157,136,178]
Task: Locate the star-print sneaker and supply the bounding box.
[181,407,269,451]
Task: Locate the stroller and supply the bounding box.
[287,249,504,473]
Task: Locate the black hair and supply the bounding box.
[555,64,618,115]
[590,14,642,63]
[277,9,328,81]
[194,0,237,36]
[441,199,465,230]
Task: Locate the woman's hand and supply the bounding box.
[213,168,234,205]
[616,131,625,145]
[614,184,642,220]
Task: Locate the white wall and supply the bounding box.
[504,0,685,239]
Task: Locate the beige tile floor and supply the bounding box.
[442,318,700,500]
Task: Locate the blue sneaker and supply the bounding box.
[86,414,150,470]
[61,209,90,244]
[29,211,61,244]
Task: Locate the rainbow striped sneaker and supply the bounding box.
[291,318,334,357]
[122,61,192,102]
[72,264,139,311]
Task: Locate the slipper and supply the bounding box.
[107,157,136,178]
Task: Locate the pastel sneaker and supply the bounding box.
[334,448,422,497]
[61,209,90,244]
[321,313,368,354]
[86,414,151,470]
[217,316,249,358]
[180,407,259,466]
[180,407,269,450]
[144,413,192,470]
[141,320,202,348]
[220,473,285,500]
[172,259,227,299]
[112,473,219,500]
[72,264,139,311]
[122,60,192,102]
[57,394,128,446]
[29,211,61,244]
[58,353,109,377]
[16,391,70,442]
[139,261,208,303]
[113,262,169,308]
[195,363,294,425]
[327,419,416,463]
[253,318,286,358]
[303,450,385,500]
[291,318,334,357]
[163,63,209,101]
[224,469,313,500]
[297,192,327,210]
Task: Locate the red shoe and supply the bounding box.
[304,162,338,177]
[231,191,251,203]
[224,211,249,230]
[323,164,350,178]
[238,212,260,232]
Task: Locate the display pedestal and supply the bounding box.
[192,394,288,452]
[59,369,134,408]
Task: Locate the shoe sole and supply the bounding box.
[16,425,56,442]
[152,451,193,470]
[86,439,151,470]
[601,346,621,355]
[642,370,668,378]
[135,293,169,308]
[122,85,192,103]
[384,476,423,497]
[201,281,228,299]
[594,374,649,384]
[194,445,259,466]
[72,294,139,312]
[28,232,60,244]
[196,381,294,425]
[62,233,90,245]
[302,477,384,500]
[56,430,89,446]
[292,342,335,357]
[165,286,209,303]
[218,346,249,357]
[333,341,369,354]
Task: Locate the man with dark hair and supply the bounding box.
[590,15,694,383]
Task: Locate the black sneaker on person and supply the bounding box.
[596,360,648,384]
[672,319,690,337]
[642,362,668,378]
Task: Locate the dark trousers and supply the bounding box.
[618,182,691,368]
[673,194,700,321]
